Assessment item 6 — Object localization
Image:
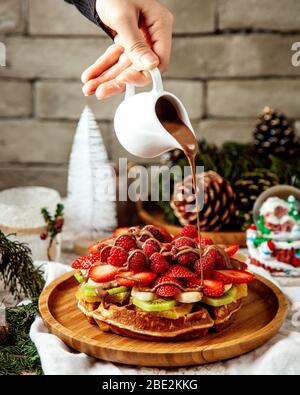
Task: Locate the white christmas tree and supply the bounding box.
[65,106,117,242]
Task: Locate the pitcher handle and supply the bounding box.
[125,67,164,100]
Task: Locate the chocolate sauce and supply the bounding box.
[155,97,203,284]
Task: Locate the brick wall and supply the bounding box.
[0,0,300,195]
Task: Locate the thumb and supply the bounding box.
[114,14,159,71]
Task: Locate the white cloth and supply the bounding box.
[30,259,300,375]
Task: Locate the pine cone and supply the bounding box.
[170,171,236,231]
[253,106,299,157]
[234,169,279,229]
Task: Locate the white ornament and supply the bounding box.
[65,106,117,242]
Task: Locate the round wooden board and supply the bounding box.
[39,271,288,367]
[136,201,247,246]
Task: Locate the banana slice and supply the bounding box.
[131,287,157,302]
[175,291,202,303]
[224,284,232,292]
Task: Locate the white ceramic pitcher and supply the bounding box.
[114,67,196,158]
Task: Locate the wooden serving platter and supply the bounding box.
[39,272,288,367]
[136,201,247,246]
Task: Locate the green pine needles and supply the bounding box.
[0,231,45,375]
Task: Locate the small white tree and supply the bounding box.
[65,106,117,243]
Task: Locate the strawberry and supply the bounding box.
[166,264,197,278]
[154,275,182,287]
[149,252,169,273]
[199,236,214,246]
[113,227,129,237]
[185,278,202,288]
[224,244,239,256]
[128,250,147,272]
[116,271,156,287]
[114,235,137,252]
[194,250,217,279]
[215,250,226,269]
[214,269,255,284]
[107,246,128,267]
[180,225,198,239]
[89,264,118,283]
[87,254,101,264]
[155,284,181,298]
[88,241,108,255]
[177,252,199,266]
[159,227,173,243]
[174,237,196,249]
[100,246,112,263]
[203,279,225,297]
[143,225,165,242]
[142,239,160,257]
[71,256,94,270]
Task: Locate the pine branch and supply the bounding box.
[0,301,42,375]
[0,232,45,301]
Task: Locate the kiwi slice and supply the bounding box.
[202,286,237,307]
[132,296,176,312]
[79,284,98,298]
[107,292,130,305]
[74,271,84,283]
[107,286,129,296]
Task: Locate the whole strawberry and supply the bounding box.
[143,225,165,242]
[149,252,169,273]
[177,252,199,266]
[142,239,160,257]
[174,237,196,249]
[99,246,112,263]
[107,246,128,267]
[180,225,198,239]
[194,249,217,279]
[114,235,137,252]
[128,250,147,272]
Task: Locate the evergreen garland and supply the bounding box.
[0,302,42,375]
[0,231,45,374]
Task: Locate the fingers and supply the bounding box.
[95,79,126,100]
[82,53,131,96]
[148,11,173,73]
[81,44,124,84]
[116,66,151,87]
[112,12,159,71]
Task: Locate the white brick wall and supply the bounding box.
[0,0,299,194]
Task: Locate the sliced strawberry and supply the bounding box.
[203,279,225,297]
[71,256,93,270]
[166,264,197,278]
[155,284,181,298]
[224,244,239,256]
[116,271,156,287]
[113,227,129,237]
[89,264,118,283]
[213,269,255,284]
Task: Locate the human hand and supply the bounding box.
[81,0,173,99]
